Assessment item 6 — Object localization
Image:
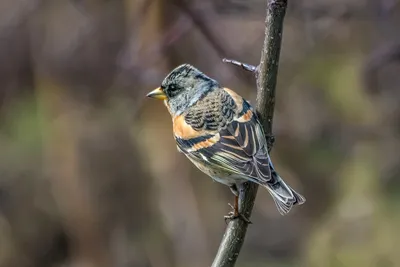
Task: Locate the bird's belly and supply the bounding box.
[186,155,247,186]
[210,174,247,186]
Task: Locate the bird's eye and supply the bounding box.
[166,84,181,97]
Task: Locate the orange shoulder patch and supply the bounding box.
[237,109,253,122]
[173,114,208,139]
[223,87,243,112]
[223,88,253,123]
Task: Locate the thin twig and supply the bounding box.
[211,1,288,266]
[222,58,257,72]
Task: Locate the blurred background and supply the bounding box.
[1,0,400,266]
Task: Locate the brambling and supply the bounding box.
[147,64,305,221]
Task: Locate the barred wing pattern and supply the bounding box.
[175,90,272,185]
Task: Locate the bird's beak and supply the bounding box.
[146,87,167,100]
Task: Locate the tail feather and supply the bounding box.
[267,184,306,215]
[265,158,306,215]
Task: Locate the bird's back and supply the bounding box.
[183,88,237,132]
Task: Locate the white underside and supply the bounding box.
[210,174,248,187]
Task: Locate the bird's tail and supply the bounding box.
[264,157,306,215]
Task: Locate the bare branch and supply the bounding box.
[212,1,288,266]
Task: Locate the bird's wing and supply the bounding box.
[173,88,271,184]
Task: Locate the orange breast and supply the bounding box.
[173,115,209,139]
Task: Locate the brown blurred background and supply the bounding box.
[1,0,400,266]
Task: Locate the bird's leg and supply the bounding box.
[224,185,252,224]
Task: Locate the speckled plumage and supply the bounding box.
[184,89,236,131]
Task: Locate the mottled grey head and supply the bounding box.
[146,64,219,115]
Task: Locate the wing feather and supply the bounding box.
[174,88,272,184]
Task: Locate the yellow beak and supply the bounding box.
[146,87,167,100]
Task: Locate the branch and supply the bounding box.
[211,1,288,266]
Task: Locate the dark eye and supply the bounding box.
[165,83,181,98]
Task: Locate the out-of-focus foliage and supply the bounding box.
[0,0,400,267]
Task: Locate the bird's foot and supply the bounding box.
[224,203,252,224]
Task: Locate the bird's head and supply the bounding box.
[146,64,219,115]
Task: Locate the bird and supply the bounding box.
[146,64,305,221]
